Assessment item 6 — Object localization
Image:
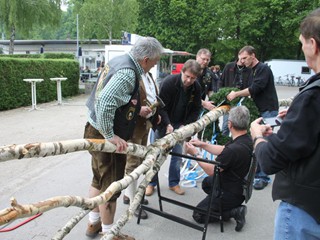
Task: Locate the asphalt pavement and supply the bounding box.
[0,86,298,240]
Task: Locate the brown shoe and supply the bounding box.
[99,232,135,240]
[145,185,155,196]
[86,220,101,238]
[169,185,185,195]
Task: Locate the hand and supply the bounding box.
[250,117,273,140]
[185,142,198,155]
[108,134,128,152]
[278,109,288,119]
[189,138,203,148]
[139,106,152,118]
[202,100,215,111]
[166,124,174,134]
[227,91,237,101]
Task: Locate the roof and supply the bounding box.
[0,39,121,46]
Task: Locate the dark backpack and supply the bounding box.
[242,152,256,203]
[230,143,256,203]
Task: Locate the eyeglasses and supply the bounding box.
[200,57,210,62]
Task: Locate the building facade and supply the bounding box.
[0,39,121,70]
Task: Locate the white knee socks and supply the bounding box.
[88,211,100,224]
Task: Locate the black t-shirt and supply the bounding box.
[216,134,252,195]
[248,62,279,113]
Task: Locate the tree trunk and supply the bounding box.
[9,24,15,54]
[0,101,292,239]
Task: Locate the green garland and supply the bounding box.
[199,87,259,145]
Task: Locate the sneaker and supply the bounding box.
[253,179,268,190]
[86,220,102,238]
[169,185,185,195]
[99,232,135,240]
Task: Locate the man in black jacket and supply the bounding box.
[196,48,217,110]
[250,8,320,239]
[145,59,202,196]
[219,58,252,136]
[219,59,252,90]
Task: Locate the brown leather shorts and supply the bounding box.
[84,122,126,201]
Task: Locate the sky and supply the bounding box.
[61,2,68,11]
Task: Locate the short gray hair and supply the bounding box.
[228,106,250,130]
[196,48,212,57]
[130,37,164,61]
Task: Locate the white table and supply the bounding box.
[23,78,44,111]
[50,77,68,105]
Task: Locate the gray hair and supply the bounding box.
[196,48,212,57]
[130,37,164,61]
[228,105,250,130]
[182,59,202,76]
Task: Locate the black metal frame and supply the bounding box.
[137,152,224,240]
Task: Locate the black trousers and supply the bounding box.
[193,176,244,223]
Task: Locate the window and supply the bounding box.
[301,66,311,74]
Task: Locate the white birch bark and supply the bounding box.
[0,139,147,162]
[0,101,293,239]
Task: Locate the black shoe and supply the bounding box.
[134,207,148,219]
[141,198,149,205]
[123,195,149,205]
[253,179,268,190]
[231,205,247,232]
[123,195,130,204]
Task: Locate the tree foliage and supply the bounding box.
[0,0,63,53]
[29,7,77,40]
[136,0,320,64]
[69,0,138,43]
[1,0,320,64]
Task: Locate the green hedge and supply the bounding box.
[0,57,80,111]
[0,53,75,59]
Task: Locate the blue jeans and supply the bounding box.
[275,201,320,240]
[168,142,183,187]
[149,123,183,187]
[255,110,278,181]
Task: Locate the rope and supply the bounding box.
[0,213,42,232]
[180,109,217,187]
[180,97,245,188]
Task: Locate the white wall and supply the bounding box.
[265,59,314,82]
[105,45,158,79]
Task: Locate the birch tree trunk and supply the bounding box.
[0,100,292,239]
[0,139,147,162]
